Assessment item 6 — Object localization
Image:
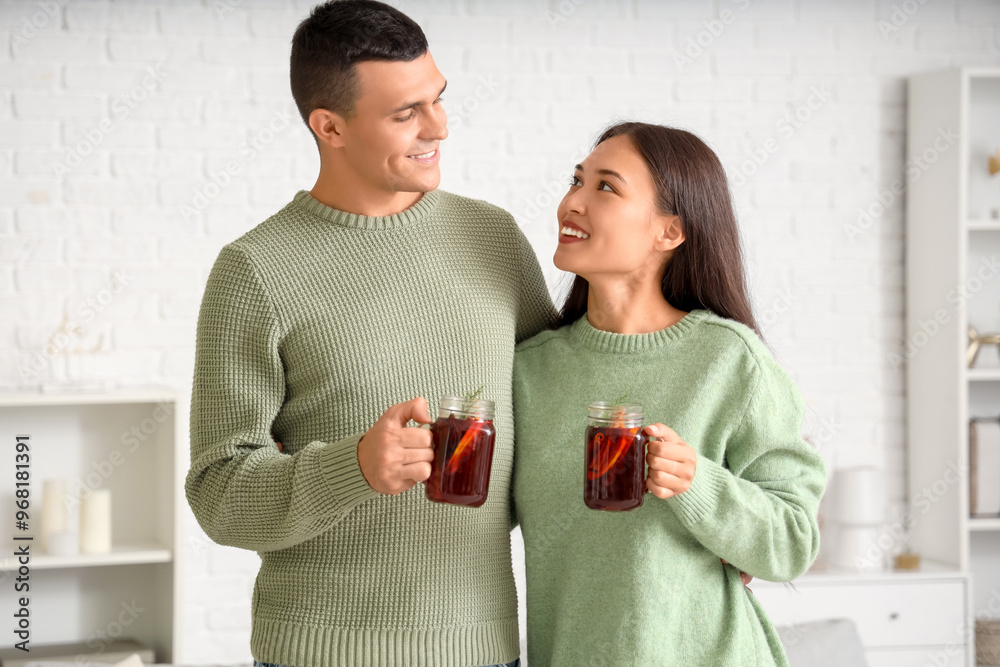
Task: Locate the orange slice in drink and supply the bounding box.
[445,420,482,474]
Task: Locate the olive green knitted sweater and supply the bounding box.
[185,189,556,667]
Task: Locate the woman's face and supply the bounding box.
[554,135,683,285]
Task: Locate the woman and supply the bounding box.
[512,122,827,666]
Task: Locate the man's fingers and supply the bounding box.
[389,396,433,426]
[399,425,434,448]
[401,446,435,464]
[401,461,432,483]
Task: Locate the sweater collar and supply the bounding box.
[570,308,709,353]
[291,189,442,230]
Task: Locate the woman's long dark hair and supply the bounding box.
[556,121,762,341]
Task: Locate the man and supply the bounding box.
[184,2,556,666]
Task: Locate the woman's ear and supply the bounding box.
[309,108,349,150]
[654,214,685,252]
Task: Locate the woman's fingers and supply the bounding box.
[645,477,678,499]
[644,423,698,498]
[643,422,680,440]
[646,438,696,463]
[646,469,692,494]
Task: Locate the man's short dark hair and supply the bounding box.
[290,0,428,134]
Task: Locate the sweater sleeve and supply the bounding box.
[185,244,380,554]
[514,222,558,344]
[665,350,827,582]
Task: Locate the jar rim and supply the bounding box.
[439,394,494,419]
[587,401,643,424]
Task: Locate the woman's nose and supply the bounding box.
[561,187,585,215]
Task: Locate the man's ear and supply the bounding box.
[309,108,349,149]
[654,214,685,252]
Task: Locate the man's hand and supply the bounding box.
[357,397,435,495]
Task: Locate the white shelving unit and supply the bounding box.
[753,562,970,667]
[906,66,1000,667]
[0,387,183,662]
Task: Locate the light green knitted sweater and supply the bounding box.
[512,309,827,667]
[185,189,556,667]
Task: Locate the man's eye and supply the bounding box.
[395,111,416,122]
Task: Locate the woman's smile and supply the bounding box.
[559,220,591,243]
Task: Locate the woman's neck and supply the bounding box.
[585,276,688,335]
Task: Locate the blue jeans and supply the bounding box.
[254,660,519,667]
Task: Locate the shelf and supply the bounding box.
[0,541,171,571]
[970,517,1000,531]
[967,220,1000,231]
[0,386,177,407]
[967,368,1000,381]
[753,559,966,586]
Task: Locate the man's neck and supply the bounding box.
[309,181,424,217]
[310,174,424,218]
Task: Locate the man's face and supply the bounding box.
[341,52,449,195]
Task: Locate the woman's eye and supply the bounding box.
[569,175,581,187]
[599,181,615,192]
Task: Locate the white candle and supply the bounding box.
[834,467,886,526]
[41,479,68,554]
[79,489,111,554]
[831,525,885,572]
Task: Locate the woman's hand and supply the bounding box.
[643,423,697,499]
[643,424,754,589]
[722,558,754,589]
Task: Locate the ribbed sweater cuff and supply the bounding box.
[668,454,728,526]
[318,433,381,511]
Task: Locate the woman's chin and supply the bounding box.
[552,250,579,275]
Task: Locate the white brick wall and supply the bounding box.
[1,0,998,663]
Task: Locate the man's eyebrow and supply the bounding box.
[389,81,448,115]
[574,164,627,184]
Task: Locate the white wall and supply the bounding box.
[1,0,999,662]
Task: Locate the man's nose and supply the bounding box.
[423,104,448,141]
